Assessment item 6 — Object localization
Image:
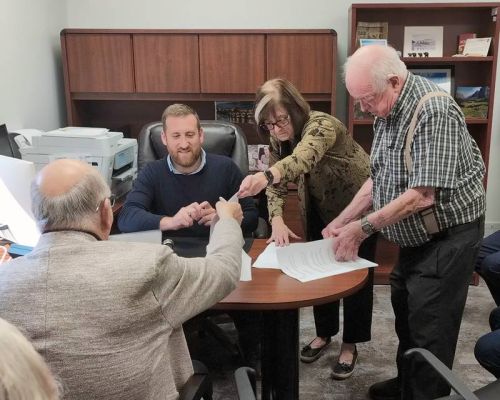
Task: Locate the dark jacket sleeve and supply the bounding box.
[117,165,164,232]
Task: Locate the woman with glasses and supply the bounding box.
[238,78,376,380]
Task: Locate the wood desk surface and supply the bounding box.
[215,239,368,311]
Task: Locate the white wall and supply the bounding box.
[3,0,500,223]
[0,0,66,131]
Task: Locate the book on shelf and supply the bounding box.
[355,21,388,47]
[248,144,270,172]
[215,101,255,125]
[457,33,477,55]
[455,86,489,118]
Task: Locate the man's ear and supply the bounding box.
[199,128,204,144]
[388,75,400,89]
[100,198,114,239]
[161,130,168,147]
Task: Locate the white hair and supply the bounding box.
[31,168,110,232]
[0,318,61,400]
[343,45,408,93]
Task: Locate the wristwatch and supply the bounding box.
[263,169,274,186]
[360,215,377,236]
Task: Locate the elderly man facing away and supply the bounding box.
[0,158,244,400]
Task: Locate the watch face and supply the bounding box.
[362,220,374,235]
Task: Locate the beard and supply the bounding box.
[169,146,202,170]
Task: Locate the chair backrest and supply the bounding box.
[138,120,249,175]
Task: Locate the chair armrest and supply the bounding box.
[403,348,480,400]
[234,367,257,400]
[178,360,213,400]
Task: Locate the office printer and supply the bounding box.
[19,127,137,199]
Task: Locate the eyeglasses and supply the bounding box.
[95,194,116,212]
[259,115,290,131]
[355,92,378,108]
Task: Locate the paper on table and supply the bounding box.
[252,242,281,269]
[0,178,40,246]
[240,250,252,281]
[277,238,377,283]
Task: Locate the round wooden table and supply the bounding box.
[214,239,369,400]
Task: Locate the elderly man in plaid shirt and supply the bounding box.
[322,45,485,400]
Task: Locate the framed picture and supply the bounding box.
[408,67,453,94]
[403,26,443,57]
[359,38,388,47]
[455,86,489,118]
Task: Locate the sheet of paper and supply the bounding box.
[252,242,281,269]
[0,178,40,246]
[276,238,378,283]
[240,250,252,281]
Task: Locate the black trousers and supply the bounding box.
[395,217,484,400]
[308,206,377,343]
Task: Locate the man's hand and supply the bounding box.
[321,217,345,238]
[197,201,217,226]
[159,202,203,231]
[216,200,243,224]
[331,220,368,261]
[268,216,301,247]
[237,173,267,198]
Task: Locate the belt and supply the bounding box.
[429,215,484,241]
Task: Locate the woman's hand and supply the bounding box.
[237,173,268,198]
[268,216,301,246]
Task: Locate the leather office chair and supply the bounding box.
[138,120,249,174]
[403,348,500,400]
[234,367,257,400]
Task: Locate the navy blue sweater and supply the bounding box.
[117,154,258,237]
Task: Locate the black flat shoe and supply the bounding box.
[300,337,331,363]
[331,346,357,380]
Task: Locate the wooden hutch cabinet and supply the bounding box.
[60,29,337,144]
[348,3,500,283]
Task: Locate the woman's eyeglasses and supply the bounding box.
[259,115,290,131]
[95,194,116,212]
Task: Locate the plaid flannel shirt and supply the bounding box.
[371,73,485,247]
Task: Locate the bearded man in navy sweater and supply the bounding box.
[117,103,260,368]
[118,103,258,236]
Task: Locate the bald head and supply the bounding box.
[31,159,112,236]
[37,159,99,198]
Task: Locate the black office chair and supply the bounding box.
[138,120,249,174]
[403,348,500,400]
[234,367,257,400]
[179,360,213,400]
[137,120,268,238]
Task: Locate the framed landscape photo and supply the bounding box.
[404,26,443,57]
[455,86,490,118]
[408,67,453,94]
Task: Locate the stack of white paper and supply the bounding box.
[253,238,377,282]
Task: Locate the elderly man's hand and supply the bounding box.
[331,220,368,262]
[215,200,243,224]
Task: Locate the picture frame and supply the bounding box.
[408,67,453,94]
[359,38,388,47]
[403,26,443,57]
